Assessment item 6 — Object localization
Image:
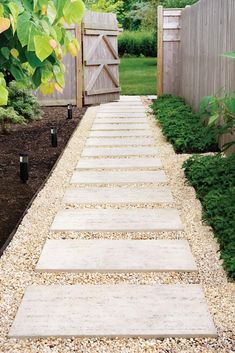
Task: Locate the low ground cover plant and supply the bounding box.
[183,154,235,278]
[152,95,219,153]
[0,81,42,133]
[8,82,42,122]
[118,31,156,57]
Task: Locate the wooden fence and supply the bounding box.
[36,25,79,106]
[158,0,235,153]
[157,7,182,97]
[36,11,120,107]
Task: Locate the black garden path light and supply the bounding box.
[67,103,73,120]
[51,127,58,148]
[19,153,29,184]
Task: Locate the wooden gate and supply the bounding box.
[36,11,120,107]
[82,11,120,105]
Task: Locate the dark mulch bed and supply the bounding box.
[0,106,86,253]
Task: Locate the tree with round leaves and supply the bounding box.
[0,0,85,106]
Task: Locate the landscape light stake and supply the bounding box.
[19,153,29,184]
[51,127,58,147]
[67,103,73,120]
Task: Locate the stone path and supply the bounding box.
[9,96,217,339]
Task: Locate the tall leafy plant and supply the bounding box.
[0,0,85,106]
[200,92,235,151]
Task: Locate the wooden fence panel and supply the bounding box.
[36,26,77,106]
[158,0,235,153]
[180,0,235,110]
[157,7,182,96]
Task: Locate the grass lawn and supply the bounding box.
[119,57,157,95]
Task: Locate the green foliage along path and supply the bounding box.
[152,95,219,153]
[183,154,235,279]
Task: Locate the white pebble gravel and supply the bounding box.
[0,101,234,353]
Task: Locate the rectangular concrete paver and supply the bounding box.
[9,284,217,338]
[51,208,183,232]
[97,113,147,118]
[120,96,141,100]
[82,147,158,157]
[98,109,146,113]
[94,118,148,124]
[89,131,153,137]
[86,137,155,146]
[70,170,168,184]
[99,101,143,107]
[36,239,197,272]
[91,124,149,131]
[76,157,162,169]
[64,187,173,204]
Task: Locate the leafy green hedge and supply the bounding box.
[152,95,219,153]
[118,31,156,57]
[183,154,235,278]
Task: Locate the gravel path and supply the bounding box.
[0,101,234,352]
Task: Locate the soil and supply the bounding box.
[0,106,86,253]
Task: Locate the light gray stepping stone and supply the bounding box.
[91,124,149,131]
[51,208,183,232]
[98,109,146,113]
[86,137,155,146]
[76,157,162,170]
[89,130,153,137]
[120,95,141,100]
[36,239,197,272]
[82,147,158,157]
[9,284,217,338]
[94,118,148,124]
[64,187,173,204]
[70,170,167,184]
[100,101,145,109]
[97,113,147,118]
[148,95,157,100]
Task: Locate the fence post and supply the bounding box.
[157,5,164,96]
[76,24,83,108]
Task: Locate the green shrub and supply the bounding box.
[8,82,42,122]
[183,154,235,278]
[152,94,219,153]
[0,107,26,134]
[118,31,156,57]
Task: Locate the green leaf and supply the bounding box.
[8,2,20,20]
[41,67,53,83]
[9,64,25,80]
[34,35,53,61]
[22,0,33,12]
[63,0,85,24]
[32,67,42,87]
[56,0,67,20]
[17,12,31,46]
[0,85,8,106]
[26,51,44,68]
[208,114,219,126]
[27,23,41,51]
[223,51,235,59]
[0,4,4,17]
[47,1,57,24]
[1,47,10,60]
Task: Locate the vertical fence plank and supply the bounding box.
[76,24,83,108]
[157,5,164,96]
